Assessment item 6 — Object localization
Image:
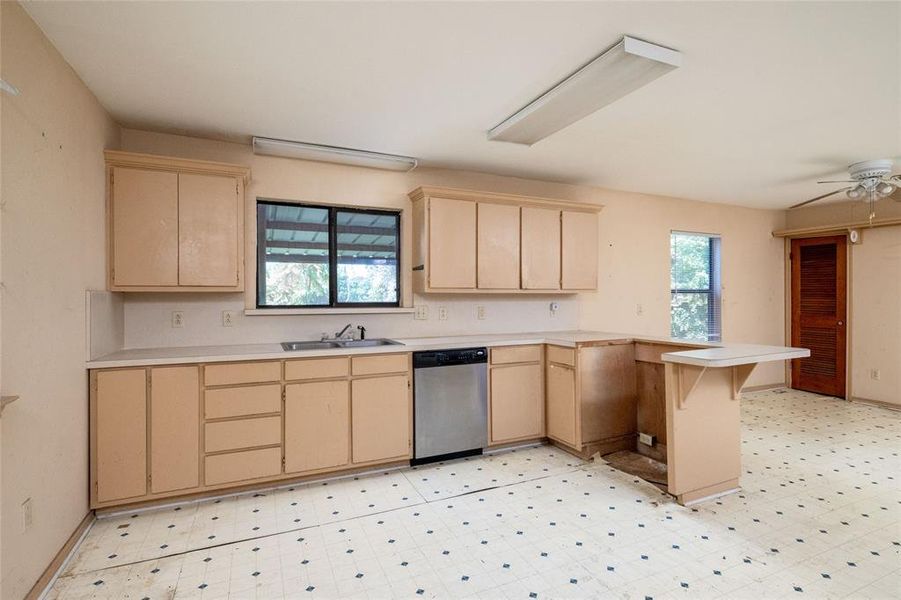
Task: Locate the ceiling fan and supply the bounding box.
[790,158,900,220]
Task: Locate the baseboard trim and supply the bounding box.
[849,396,901,412]
[27,511,95,600]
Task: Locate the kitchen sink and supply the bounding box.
[281,338,402,351]
[337,339,402,348]
[281,341,343,351]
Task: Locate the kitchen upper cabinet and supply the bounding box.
[521,206,561,290]
[178,173,241,287]
[285,380,350,474]
[351,375,411,464]
[105,150,248,292]
[428,197,477,289]
[150,366,200,494]
[410,187,601,295]
[478,203,520,289]
[93,369,147,503]
[110,167,179,287]
[561,210,599,290]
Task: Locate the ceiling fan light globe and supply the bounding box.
[876,181,896,196]
[846,187,864,200]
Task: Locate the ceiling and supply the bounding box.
[23,1,901,209]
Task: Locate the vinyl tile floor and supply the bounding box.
[45,389,900,599]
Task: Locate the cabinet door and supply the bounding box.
[477,203,520,289]
[351,376,410,463]
[111,167,178,287]
[561,211,598,290]
[151,366,200,494]
[429,197,476,288]
[178,173,240,286]
[521,206,560,290]
[285,380,350,473]
[490,364,543,443]
[95,369,147,503]
[546,363,577,447]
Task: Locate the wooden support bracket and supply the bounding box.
[675,365,706,410]
[731,364,756,400]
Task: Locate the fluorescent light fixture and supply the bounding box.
[252,137,417,172]
[488,36,681,145]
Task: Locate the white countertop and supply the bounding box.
[86,330,807,369]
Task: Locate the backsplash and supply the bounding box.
[112,293,581,351]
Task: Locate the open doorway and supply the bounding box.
[790,235,848,397]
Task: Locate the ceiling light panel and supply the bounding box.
[252,137,418,172]
[488,36,682,146]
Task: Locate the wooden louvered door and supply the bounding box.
[791,235,847,397]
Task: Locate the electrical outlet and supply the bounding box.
[636,304,644,316]
[477,306,486,320]
[414,305,429,320]
[438,307,448,321]
[22,497,33,531]
[549,302,559,318]
[222,310,237,327]
[638,432,655,446]
[171,311,185,328]
[870,369,881,381]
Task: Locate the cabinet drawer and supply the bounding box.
[205,361,281,386]
[491,345,541,365]
[204,447,282,486]
[351,354,409,376]
[205,384,281,419]
[205,416,281,453]
[285,356,349,381]
[546,345,575,366]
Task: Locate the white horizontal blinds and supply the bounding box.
[670,232,722,342]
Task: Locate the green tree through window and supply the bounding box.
[671,232,721,341]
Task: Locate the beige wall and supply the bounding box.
[119,128,787,387]
[786,199,901,404]
[0,3,120,598]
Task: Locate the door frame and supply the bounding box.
[784,234,849,398]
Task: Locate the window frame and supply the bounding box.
[255,199,401,309]
[670,231,722,342]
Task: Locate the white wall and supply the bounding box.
[117,129,787,387]
[1,3,120,598]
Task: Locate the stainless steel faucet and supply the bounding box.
[331,323,354,341]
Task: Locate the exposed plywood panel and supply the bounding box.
[578,344,637,444]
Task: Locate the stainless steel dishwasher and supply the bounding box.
[412,348,488,464]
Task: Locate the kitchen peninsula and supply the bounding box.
[87,331,808,510]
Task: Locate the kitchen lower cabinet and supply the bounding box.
[351,375,411,464]
[93,369,148,503]
[150,366,200,494]
[546,361,578,447]
[490,363,544,443]
[489,345,544,444]
[285,380,350,473]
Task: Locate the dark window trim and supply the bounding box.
[256,199,401,309]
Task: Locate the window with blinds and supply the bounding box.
[670,231,722,341]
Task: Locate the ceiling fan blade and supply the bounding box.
[816,180,856,184]
[790,187,851,209]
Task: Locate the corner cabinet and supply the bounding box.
[409,186,601,294]
[105,150,250,292]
